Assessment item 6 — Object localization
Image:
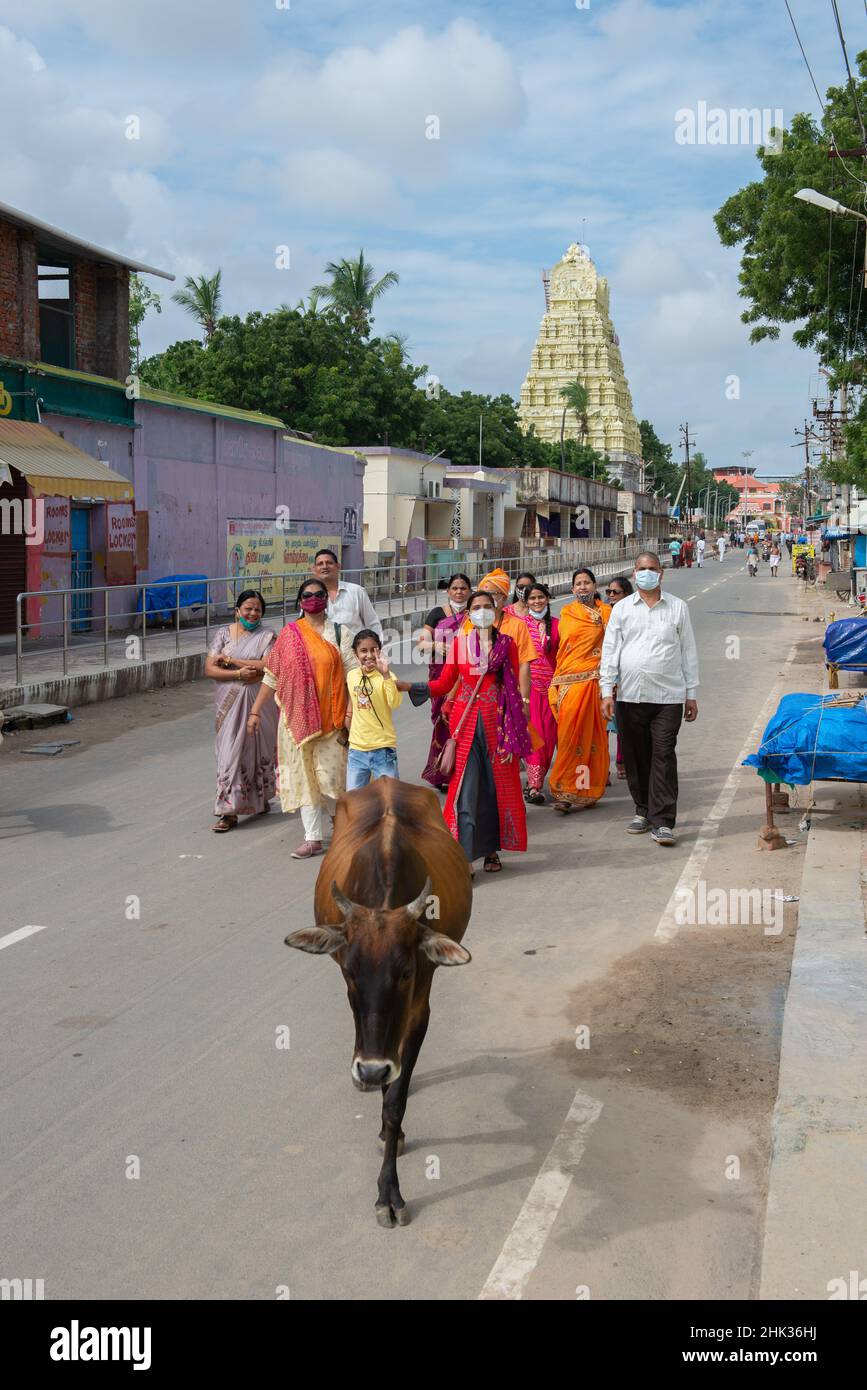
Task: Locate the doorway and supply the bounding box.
[71,506,92,633]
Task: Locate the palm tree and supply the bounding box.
[171,270,222,341]
[313,250,399,336]
[558,381,589,470]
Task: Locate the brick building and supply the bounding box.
[0,202,366,643]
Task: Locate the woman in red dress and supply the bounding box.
[428,590,532,874]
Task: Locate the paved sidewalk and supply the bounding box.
[759,779,867,1299]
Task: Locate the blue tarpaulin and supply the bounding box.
[743,691,867,785]
[136,574,209,622]
[823,617,867,669]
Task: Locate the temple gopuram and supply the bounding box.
[518,243,643,489]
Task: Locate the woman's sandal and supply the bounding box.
[212,815,238,833]
[483,854,502,873]
[616,764,627,780]
[552,800,573,814]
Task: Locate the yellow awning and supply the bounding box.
[0,418,133,501]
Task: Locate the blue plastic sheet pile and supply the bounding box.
[743,691,867,785]
[136,574,209,623]
[823,616,867,670]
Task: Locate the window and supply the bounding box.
[38,254,74,368]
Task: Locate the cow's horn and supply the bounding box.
[405,877,432,920]
[331,882,358,919]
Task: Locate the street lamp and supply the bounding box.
[794,188,867,287]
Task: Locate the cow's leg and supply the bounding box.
[375,1009,430,1228]
[378,1084,405,1156]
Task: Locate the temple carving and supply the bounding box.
[518,243,642,489]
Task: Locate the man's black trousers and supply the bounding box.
[615,701,683,829]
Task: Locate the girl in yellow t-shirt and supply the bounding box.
[345,629,403,789]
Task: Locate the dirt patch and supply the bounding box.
[2,680,211,759]
[554,920,798,1129]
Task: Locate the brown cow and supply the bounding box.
[285,777,472,1227]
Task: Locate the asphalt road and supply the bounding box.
[0,555,824,1300]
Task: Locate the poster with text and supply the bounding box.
[226,518,341,607]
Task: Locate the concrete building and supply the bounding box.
[516,466,618,540]
[353,446,455,555]
[517,243,643,489]
[0,202,364,637]
[444,466,526,548]
[712,465,791,529]
[616,488,670,545]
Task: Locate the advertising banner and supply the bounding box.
[227,518,341,606]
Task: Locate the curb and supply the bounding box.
[759,781,867,1299]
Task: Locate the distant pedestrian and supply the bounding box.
[668,537,682,569]
[695,535,706,567]
[345,630,402,788]
[205,590,278,832]
[717,535,727,562]
[747,544,759,577]
[600,552,699,847]
[769,543,781,576]
[681,536,694,568]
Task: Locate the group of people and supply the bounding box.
[205,546,700,872]
[667,534,705,568]
[746,538,782,576]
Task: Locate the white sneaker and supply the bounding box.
[627,815,650,834]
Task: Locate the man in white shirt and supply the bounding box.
[313,548,383,645]
[695,534,706,567]
[600,551,699,846]
[716,535,726,562]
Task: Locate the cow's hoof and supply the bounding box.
[375,1200,409,1228]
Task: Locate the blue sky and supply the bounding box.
[0,0,862,476]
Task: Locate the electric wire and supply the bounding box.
[830,0,867,149]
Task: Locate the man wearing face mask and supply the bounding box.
[600,552,699,846]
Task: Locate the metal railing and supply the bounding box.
[10,539,670,686]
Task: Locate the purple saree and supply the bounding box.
[210,625,279,816]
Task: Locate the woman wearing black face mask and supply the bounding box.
[247,578,352,859]
[505,573,537,621]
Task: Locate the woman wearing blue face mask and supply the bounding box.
[204,589,278,831]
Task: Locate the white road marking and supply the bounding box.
[478,1089,603,1300]
[653,643,799,943]
[0,924,49,952]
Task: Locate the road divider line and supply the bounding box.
[478,1089,603,1300]
[0,924,49,952]
[653,643,799,944]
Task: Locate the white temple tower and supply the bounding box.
[517,243,642,489]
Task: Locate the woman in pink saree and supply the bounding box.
[204,590,279,831]
[516,582,560,804]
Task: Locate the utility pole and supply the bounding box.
[679,423,695,533]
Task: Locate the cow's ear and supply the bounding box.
[419,930,471,967]
[285,925,345,956]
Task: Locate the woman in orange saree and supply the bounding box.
[548,568,611,812]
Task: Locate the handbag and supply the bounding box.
[436,671,486,779]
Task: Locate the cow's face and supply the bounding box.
[285,878,470,1090]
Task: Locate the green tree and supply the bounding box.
[639,419,679,496]
[128,274,162,373]
[714,56,867,486]
[139,338,205,395]
[558,380,589,470]
[313,250,399,337]
[171,270,223,341]
[140,308,427,443]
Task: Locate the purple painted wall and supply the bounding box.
[133,404,366,579]
[24,405,365,637]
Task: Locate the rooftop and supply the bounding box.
[0,199,174,281]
